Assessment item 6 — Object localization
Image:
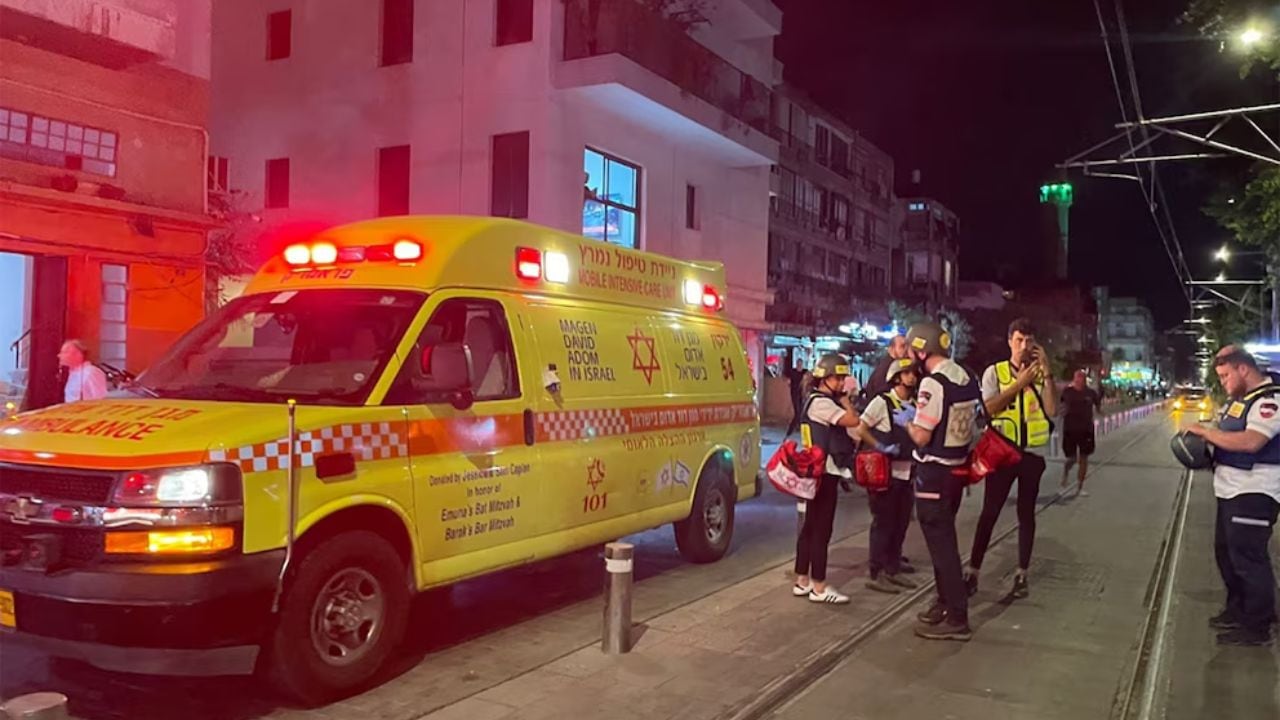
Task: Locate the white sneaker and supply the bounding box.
[809,587,851,604]
[792,582,813,597]
[1078,489,1090,497]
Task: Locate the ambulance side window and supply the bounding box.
[386,298,520,404]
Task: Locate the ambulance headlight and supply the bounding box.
[112,464,243,507]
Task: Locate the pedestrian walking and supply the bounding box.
[1060,369,1101,494]
[793,353,861,605]
[903,322,982,641]
[856,358,920,594]
[966,318,1055,601]
[1185,345,1280,646]
[58,339,108,403]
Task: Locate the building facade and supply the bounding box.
[0,0,214,410]
[763,87,894,380]
[893,196,959,312]
[209,0,782,393]
[1096,289,1156,388]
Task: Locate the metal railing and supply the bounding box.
[563,0,774,136]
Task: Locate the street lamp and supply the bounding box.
[1241,26,1267,48]
[1215,245,1231,262]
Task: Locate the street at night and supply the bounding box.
[4,0,1280,718]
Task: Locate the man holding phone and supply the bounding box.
[966,318,1056,601]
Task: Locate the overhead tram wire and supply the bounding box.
[1090,0,1195,304]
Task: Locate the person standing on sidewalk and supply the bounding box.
[856,358,921,594]
[861,334,909,406]
[793,353,861,605]
[1185,346,1280,646]
[903,322,981,641]
[966,318,1056,602]
[1060,369,1101,494]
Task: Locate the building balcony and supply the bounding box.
[0,1,176,68]
[558,0,778,167]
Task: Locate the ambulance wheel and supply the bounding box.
[675,468,735,563]
[262,531,409,706]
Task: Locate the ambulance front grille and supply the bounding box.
[0,465,115,504]
[0,522,102,563]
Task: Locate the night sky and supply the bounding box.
[775,0,1270,330]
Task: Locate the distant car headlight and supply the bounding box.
[1198,400,1208,411]
[1173,400,1183,410]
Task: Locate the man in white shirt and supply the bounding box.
[904,322,982,641]
[1186,346,1280,645]
[857,358,920,594]
[59,339,109,403]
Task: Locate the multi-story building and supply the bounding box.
[0,0,215,410]
[1095,289,1156,388]
[210,0,782,392]
[893,196,960,312]
[763,88,894,374]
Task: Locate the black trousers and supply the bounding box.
[795,474,840,582]
[915,462,968,620]
[868,479,913,577]
[1215,494,1280,633]
[970,451,1046,571]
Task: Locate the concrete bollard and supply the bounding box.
[1,693,69,720]
[602,542,634,654]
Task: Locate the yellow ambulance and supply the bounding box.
[0,216,760,702]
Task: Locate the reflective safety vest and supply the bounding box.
[1215,383,1280,470]
[990,360,1050,450]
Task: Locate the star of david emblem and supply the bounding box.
[628,328,661,385]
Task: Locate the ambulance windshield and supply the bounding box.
[136,289,425,405]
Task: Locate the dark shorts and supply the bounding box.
[1063,429,1095,458]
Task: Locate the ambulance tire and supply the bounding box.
[674,467,736,563]
[262,531,410,706]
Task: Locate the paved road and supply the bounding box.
[769,410,1280,720]
[0,429,874,719]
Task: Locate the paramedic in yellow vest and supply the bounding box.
[966,317,1057,601]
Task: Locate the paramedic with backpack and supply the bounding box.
[904,322,982,641]
[856,357,921,594]
[793,353,861,604]
[966,318,1056,601]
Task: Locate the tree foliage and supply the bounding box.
[205,190,261,312]
[1183,0,1280,75]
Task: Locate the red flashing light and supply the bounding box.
[393,239,423,261]
[516,247,542,280]
[51,506,81,524]
[283,244,311,265]
[701,285,721,308]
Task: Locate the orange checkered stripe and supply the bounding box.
[208,422,407,474]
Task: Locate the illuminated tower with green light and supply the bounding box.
[1040,182,1073,280]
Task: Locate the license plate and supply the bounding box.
[0,589,14,629]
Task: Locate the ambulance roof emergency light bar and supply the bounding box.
[514,246,722,311]
[283,238,424,268]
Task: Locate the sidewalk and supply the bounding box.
[414,414,1168,720]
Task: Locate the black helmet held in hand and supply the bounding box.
[1170,431,1213,470]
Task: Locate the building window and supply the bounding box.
[101,264,128,370]
[686,185,699,230]
[491,131,529,219]
[0,107,118,177]
[496,0,534,45]
[265,158,290,209]
[378,145,411,216]
[814,125,830,166]
[830,136,850,176]
[267,10,292,60]
[381,0,414,66]
[583,148,640,248]
[208,155,230,193]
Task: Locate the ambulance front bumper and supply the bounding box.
[0,549,284,676]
